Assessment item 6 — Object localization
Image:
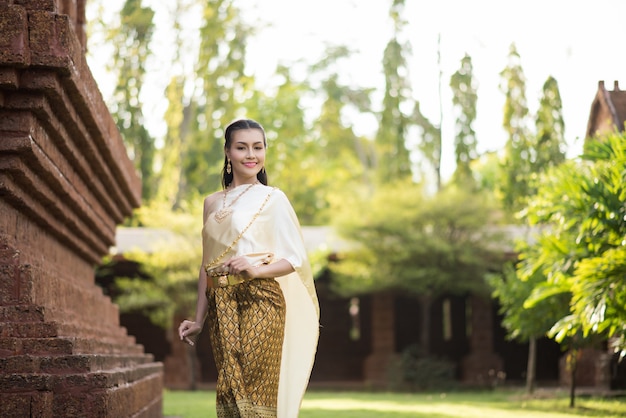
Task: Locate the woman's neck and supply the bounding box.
[228,179,259,188]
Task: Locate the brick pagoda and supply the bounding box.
[0,0,163,416]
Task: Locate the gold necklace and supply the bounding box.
[214,182,258,223]
[205,187,276,271]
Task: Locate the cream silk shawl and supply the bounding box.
[202,184,320,418]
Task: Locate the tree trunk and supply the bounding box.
[526,336,537,394]
[569,349,578,408]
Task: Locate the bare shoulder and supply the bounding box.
[204,190,223,207]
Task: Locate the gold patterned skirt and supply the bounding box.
[206,278,286,418]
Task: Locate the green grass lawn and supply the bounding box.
[163,388,626,418]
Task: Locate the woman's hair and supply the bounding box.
[222,119,268,188]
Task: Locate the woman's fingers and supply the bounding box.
[225,256,252,275]
[178,320,194,341]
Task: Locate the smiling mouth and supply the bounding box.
[243,162,257,167]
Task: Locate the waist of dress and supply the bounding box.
[208,272,248,288]
[206,271,275,288]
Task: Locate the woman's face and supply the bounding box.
[225,128,266,183]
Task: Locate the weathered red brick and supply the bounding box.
[14,0,57,12]
[0,4,30,66]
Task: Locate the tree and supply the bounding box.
[533,75,566,174]
[108,0,156,201]
[498,43,532,214]
[489,70,567,394]
[243,66,319,223]
[331,182,502,353]
[180,0,255,200]
[449,54,478,187]
[375,0,414,183]
[156,76,187,207]
[488,246,570,394]
[309,46,377,223]
[516,132,626,403]
[155,0,199,208]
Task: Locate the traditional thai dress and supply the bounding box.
[202,184,319,418]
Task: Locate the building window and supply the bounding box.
[465,298,473,338]
[349,297,360,341]
[442,298,452,341]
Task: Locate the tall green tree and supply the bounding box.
[491,72,567,393]
[375,0,414,183]
[498,43,532,214]
[180,0,255,200]
[522,132,626,355]
[157,77,188,207]
[449,54,478,187]
[533,76,566,174]
[510,132,626,404]
[309,46,376,222]
[108,0,156,201]
[243,66,319,223]
[154,0,198,208]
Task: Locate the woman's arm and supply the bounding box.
[177,194,218,345]
[178,267,209,346]
[223,256,295,280]
[251,258,295,278]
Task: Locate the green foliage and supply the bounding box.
[113,242,199,329]
[413,101,442,187]
[498,43,533,214]
[497,50,567,219]
[450,54,478,187]
[376,0,415,183]
[178,0,256,200]
[388,344,457,391]
[330,181,502,298]
[517,132,626,355]
[244,69,320,224]
[533,76,566,172]
[105,200,204,329]
[309,48,376,223]
[156,76,187,207]
[108,0,157,201]
[487,258,570,342]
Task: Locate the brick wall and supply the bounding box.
[0,1,163,416]
[461,295,504,385]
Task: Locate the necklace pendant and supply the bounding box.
[214,207,232,223]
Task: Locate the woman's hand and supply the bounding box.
[178,320,202,346]
[223,256,256,280]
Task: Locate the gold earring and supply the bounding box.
[262,166,266,174]
[226,160,232,174]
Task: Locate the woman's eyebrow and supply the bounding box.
[234,141,264,145]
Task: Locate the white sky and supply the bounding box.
[87,0,626,180]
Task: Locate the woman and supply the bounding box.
[178,119,319,418]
